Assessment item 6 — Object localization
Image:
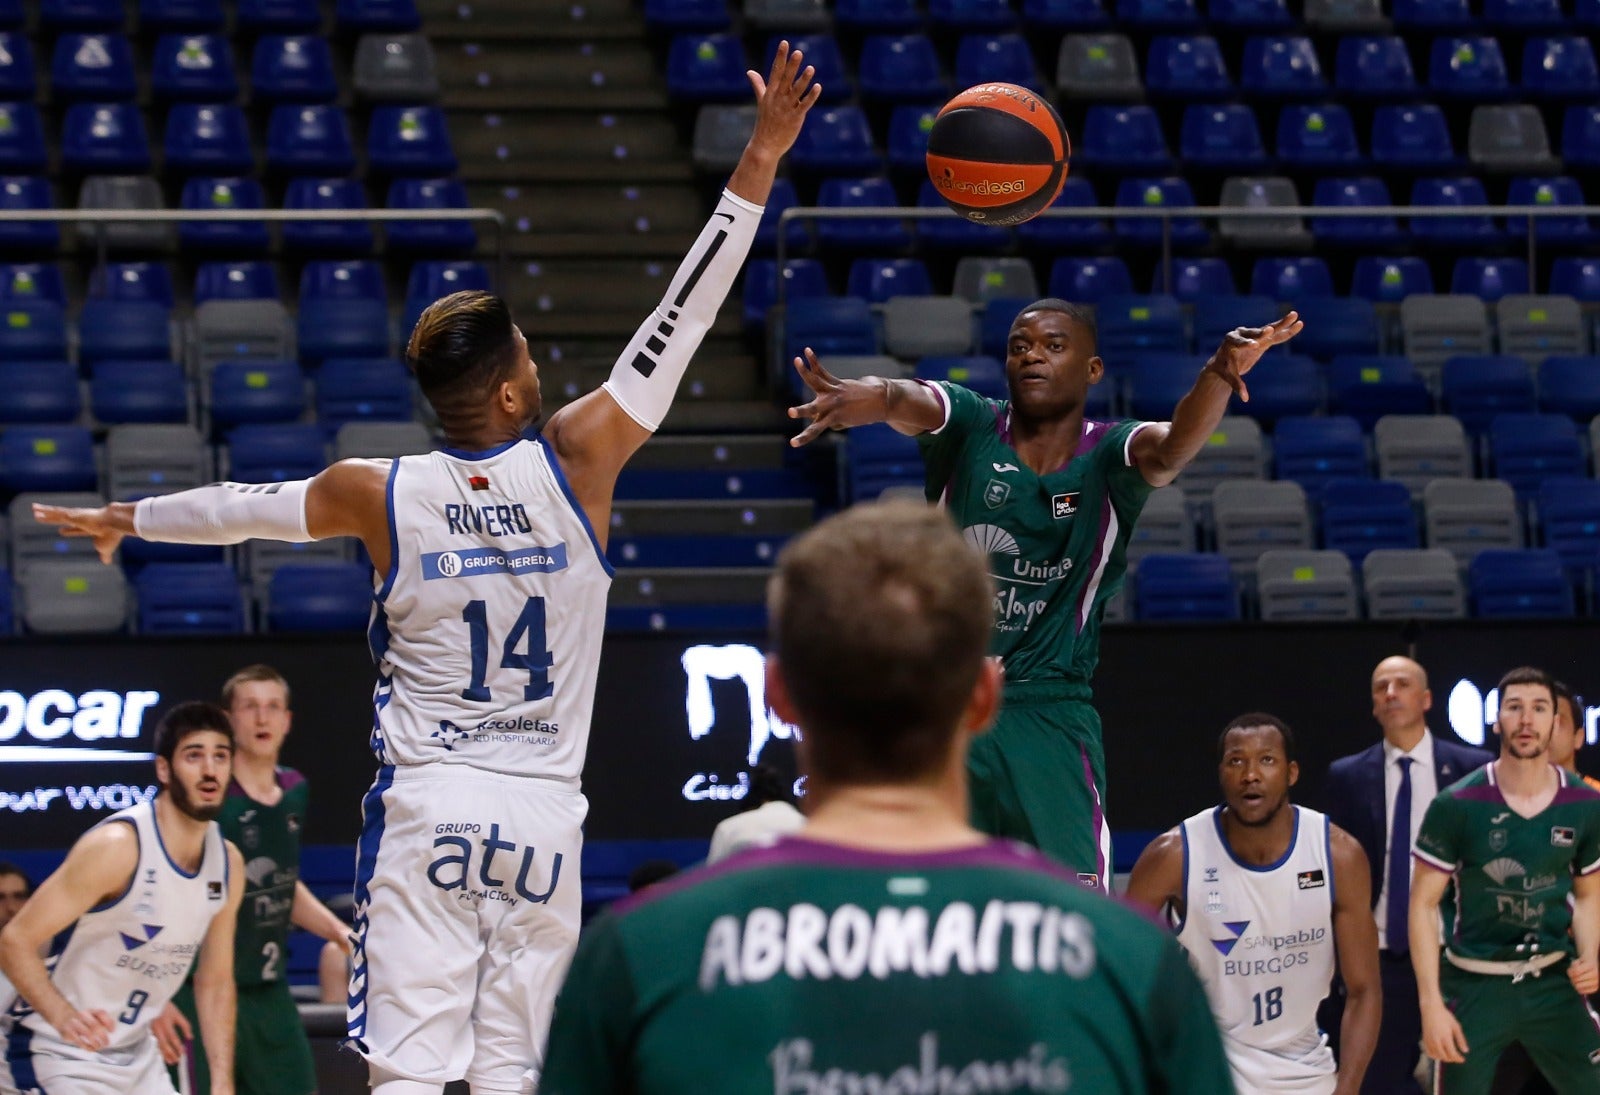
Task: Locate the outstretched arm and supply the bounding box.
[1328,826,1380,1095]
[1123,829,1185,922]
[1128,311,1302,488]
[786,348,948,446]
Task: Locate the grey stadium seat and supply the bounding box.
[1400,295,1491,380]
[1363,548,1465,619]
[9,493,106,574]
[692,105,758,173]
[1423,478,1521,564]
[952,257,1040,306]
[881,296,975,360]
[1211,479,1314,578]
[20,559,129,634]
[1468,105,1556,172]
[1217,177,1313,250]
[353,34,440,102]
[190,300,296,374]
[1056,35,1143,101]
[816,354,907,383]
[1125,485,1192,568]
[1374,414,1472,494]
[77,176,174,253]
[1257,548,1359,621]
[1496,295,1588,362]
[1172,415,1266,519]
[105,425,210,502]
[335,421,435,460]
[243,539,351,592]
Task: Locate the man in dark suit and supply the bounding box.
[1323,655,1494,1095]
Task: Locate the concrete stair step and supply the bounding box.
[422,0,644,40]
[451,110,691,183]
[436,41,669,110]
[469,182,706,258]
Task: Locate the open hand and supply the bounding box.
[1420,999,1469,1064]
[787,348,888,447]
[151,1002,193,1066]
[31,501,124,565]
[1203,311,1303,404]
[745,40,823,159]
[57,1007,115,1052]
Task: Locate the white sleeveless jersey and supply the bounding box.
[1175,805,1338,1094]
[17,800,228,1053]
[368,437,613,782]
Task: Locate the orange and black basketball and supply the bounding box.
[925,83,1071,227]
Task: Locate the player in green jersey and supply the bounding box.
[541,502,1234,1095]
[155,666,351,1095]
[1410,666,1600,1095]
[789,299,1303,886]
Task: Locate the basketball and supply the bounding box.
[925,83,1071,227]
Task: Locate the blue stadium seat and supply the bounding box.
[846,258,931,303]
[135,562,245,634]
[1290,297,1381,359]
[837,0,922,30]
[1488,413,1585,500]
[1450,257,1529,302]
[1240,35,1326,97]
[226,423,328,482]
[0,179,59,253]
[752,177,809,255]
[857,35,947,103]
[666,33,750,101]
[1576,0,1600,30]
[914,355,1008,399]
[885,104,938,179]
[843,423,924,502]
[1180,104,1268,170]
[0,300,67,358]
[1096,294,1186,358]
[1352,257,1435,303]
[38,0,124,31]
[1410,177,1502,244]
[977,297,1032,357]
[742,258,828,335]
[1482,0,1562,29]
[1156,257,1234,301]
[334,0,421,32]
[1251,257,1333,300]
[815,177,910,252]
[644,0,732,31]
[1538,478,1600,583]
[0,0,16,25]
[1428,36,1509,100]
[1048,256,1132,303]
[1441,354,1536,432]
[1563,106,1600,169]
[384,177,477,255]
[403,260,491,333]
[0,361,81,423]
[1390,0,1474,31]
[78,300,173,363]
[195,260,279,302]
[251,35,338,104]
[83,261,169,306]
[928,0,1020,31]
[1539,356,1600,421]
[91,359,189,424]
[1327,355,1434,428]
[1550,258,1600,301]
[1145,35,1231,99]
[178,176,269,254]
[1079,105,1172,171]
[1320,478,1420,563]
[1522,37,1599,101]
[1230,353,1322,423]
[236,0,322,32]
[765,35,851,103]
[1123,352,1204,419]
[366,105,456,177]
[297,260,389,364]
[1311,177,1405,247]
[50,34,137,101]
[1336,37,1417,99]
[1504,176,1594,244]
[315,357,412,428]
[1192,293,1277,349]
[0,263,66,303]
[209,359,306,429]
[164,103,254,173]
[0,104,46,171]
[1022,0,1110,29]
[1208,0,1291,29]
[1273,415,1368,499]
[1113,0,1200,30]
[781,296,877,370]
[789,106,881,175]
[1113,177,1207,247]
[1276,104,1363,167]
[956,33,1045,92]
[0,425,96,493]
[267,564,371,632]
[150,34,238,102]
[281,178,374,256]
[267,104,356,175]
[61,102,150,172]
[1371,104,1457,167]
[1015,176,1111,250]
[0,32,34,99]
[1468,549,1574,618]
[139,0,227,31]
[1136,553,1237,620]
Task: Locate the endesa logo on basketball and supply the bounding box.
[421,544,569,580]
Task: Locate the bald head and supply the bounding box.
[1371,656,1432,747]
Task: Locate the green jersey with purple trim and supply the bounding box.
[541,837,1233,1095]
[1413,763,1600,962]
[917,382,1154,696]
[222,770,309,986]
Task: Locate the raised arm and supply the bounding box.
[1328,825,1380,1095]
[1122,829,1185,921]
[1128,311,1302,488]
[194,841,246,1095]
[0,823,138,1051]
[1409,862,1468,1065]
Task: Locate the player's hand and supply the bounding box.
[151,1002,192,1066]
[1570,957,1600,994]
[31,502,126,565]
[788,348,892,446]
[1201,311,1303,404]
[1420,999,1469,1064]
[745,40,822,159]
[56,1007,115,1052]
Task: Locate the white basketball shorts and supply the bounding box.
[1,1026,176,1095]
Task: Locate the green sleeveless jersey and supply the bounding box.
[222,769,309,986]
[917,383,1155,696]
[1413,763,1600,962]
[541,837,1232,1095]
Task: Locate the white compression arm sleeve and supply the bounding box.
[133,480,313,544]
[601,188,764,432]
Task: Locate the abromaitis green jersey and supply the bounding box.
[917,382,1155,697]
[541,837,1233,1095]
[1413,763,1600,962]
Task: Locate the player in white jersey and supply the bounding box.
[32,42,821,1095]
[0,702,245,1095]
[1128,713,1382,1095]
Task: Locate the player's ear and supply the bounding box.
[1288,760,1299,788]
[154,755,171,789]
[1086,355,1105,384]
[765,657,798,728]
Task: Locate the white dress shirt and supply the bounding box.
[1375,731,1439,951]
[706,800,806,864]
